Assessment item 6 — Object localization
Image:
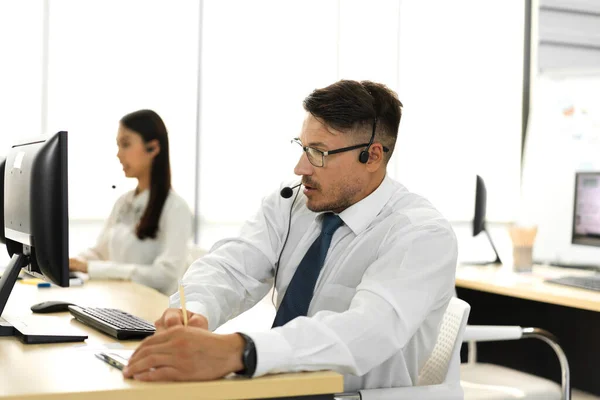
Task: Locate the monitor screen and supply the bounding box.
[572,172,600,247]
[1,131,69,319]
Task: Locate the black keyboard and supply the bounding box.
[546,275,600,292]
[68,306,156,340]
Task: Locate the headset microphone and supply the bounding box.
[272,181,302,306]
[111,185,116,189]
[280,183,302,199]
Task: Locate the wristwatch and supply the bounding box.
[235,332,257,377]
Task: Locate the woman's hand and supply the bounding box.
[69,258,88,273]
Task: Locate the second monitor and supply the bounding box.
[572,172,600,247]
[470,175,502,264]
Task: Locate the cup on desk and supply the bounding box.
[509,225,538,273]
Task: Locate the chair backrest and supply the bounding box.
[417,297,471,386]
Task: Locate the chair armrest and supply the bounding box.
[463,326,571,400]
[463,325,523,342]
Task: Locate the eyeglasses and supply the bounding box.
[292,138,389,168]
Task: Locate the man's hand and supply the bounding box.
[69,258,88,273]
[154,308,208,331]
[122,326,245,381]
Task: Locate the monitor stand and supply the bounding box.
[462,228,502,265]
[0,253,28,336]
[0,253,87,343]
[0,316,14,336]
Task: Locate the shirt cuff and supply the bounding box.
[87,261,133,280]
[243,329,293,377]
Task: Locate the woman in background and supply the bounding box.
[69,109,192,295]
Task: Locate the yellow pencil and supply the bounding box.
[20,278,44,285]
[179,282,188,327]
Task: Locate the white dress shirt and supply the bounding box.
[78,189,192,295]
[170,175,458,391]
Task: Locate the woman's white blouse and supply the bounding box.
[78,189,193,295]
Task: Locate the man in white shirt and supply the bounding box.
[123,80,458,392]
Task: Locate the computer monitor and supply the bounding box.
[471,175,502,264]
[0,131,71,337]
[0,157,5,245]
[572,172,600,247]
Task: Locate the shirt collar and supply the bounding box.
[336,174,396,235]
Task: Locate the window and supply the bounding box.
[0,1,43,152]
[198,0,339,229]
[198,0,524,248]
[0,1,525,254]
[46,0,199,220]
[393,1,523,222]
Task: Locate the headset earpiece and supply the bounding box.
[146,146,155,153]
[359,150,369,164]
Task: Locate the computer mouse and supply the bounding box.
[30,300,76,314]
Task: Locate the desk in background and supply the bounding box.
[0,281,342,400]
[456,263,600,395]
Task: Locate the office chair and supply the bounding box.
[460,325,570,400]
[336,297,471,400]
[335,301,571,400]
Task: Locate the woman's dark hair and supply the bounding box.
[120,109,171,240]
[303,80,403,163]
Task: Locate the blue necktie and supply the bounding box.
[272,213,344,327]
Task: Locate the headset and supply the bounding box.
[358,117,377,164]
[271,115,378,302]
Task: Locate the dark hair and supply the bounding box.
[302,80,403,162]
[120,109,171,240]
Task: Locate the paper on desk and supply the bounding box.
[101,349,135,359]
[96,349,135,369]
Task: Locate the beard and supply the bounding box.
[304,176,362,213]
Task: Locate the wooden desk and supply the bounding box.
[0,281,343,400]
[455,263,600,395]
[456,263,600,312]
